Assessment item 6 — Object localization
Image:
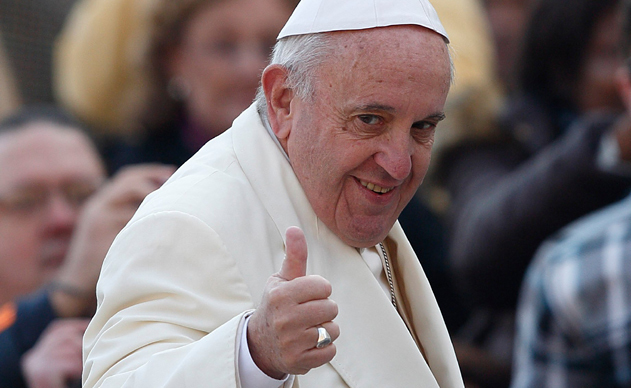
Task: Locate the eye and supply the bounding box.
[0,187,47,214]
[62,181,100,207]
[411,121,437,143]
[207,40,239,57]
[358,114,382,125]
[416,121,435,130]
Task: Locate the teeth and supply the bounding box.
[360,180,393,194]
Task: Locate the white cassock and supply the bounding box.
[82,104,464,388]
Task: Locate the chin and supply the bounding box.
[340,225,392,248]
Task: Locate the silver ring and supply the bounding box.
[316,326,332,348]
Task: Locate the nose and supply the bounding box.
[373,130,414,181]
[44,192,80,231]
[237,43,270,78]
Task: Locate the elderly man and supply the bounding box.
[83,0,464,387]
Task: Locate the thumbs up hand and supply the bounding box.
[247,226,340,379]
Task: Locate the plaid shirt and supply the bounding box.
[512,194,631,388]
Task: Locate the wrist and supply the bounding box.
[247,314,286,380]
[47,281,94,318]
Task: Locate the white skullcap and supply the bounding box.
[278,0,449,42]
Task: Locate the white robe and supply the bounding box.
[83,104,464,388]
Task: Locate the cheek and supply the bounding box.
[186,60,234,124]
[181,49,230,93]
[288,133,344,214]
[411,150,432,184]
[191,60,226,93]
[0,221,39,252]
[290,134,328,187]
[290,113,326,163]
[0,222,40,278]
[289,103,356,187]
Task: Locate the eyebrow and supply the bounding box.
[357,104,446,121]
[425,112,446,122]
[413,112,446,128]
[357,103,395,112]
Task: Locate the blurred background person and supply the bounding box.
[0,107,104,305]
[512,2,631,383]
[54,0,298,173]
[481,0,533,94]
[0,106,174,388]
[0,34,21,120]
[402,1,513,387]
[434,0,631,383]
[422,0,504,213]
[402,0,504,329]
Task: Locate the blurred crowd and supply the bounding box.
[2,0,631,387]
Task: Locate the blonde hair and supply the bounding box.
[0,34,21,120]
[55,0,298,137]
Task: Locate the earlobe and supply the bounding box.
[262,65,294,140]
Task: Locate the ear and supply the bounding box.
[261,64,294,140]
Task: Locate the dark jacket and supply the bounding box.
[0,291,56,388]
[440,97,631,311]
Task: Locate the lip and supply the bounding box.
[41,240,69,269]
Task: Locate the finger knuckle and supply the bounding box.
[266,286,287,305]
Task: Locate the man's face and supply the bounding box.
[0,123,104,302]
[281,26,451,248]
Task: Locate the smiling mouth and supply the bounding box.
[359,180,394,194]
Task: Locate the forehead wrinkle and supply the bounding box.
[354,103,396,113]
[315,27,449,86]
[310,28,450,122]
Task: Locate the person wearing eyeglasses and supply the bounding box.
[0,106,174,388]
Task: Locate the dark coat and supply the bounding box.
[440,96,631,311]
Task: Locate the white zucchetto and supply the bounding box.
[278,0,449,42]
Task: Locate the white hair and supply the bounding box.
[255,33,332,120]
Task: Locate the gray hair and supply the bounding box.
[255,31,454,122]
[255,33,333,121]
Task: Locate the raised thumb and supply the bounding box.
[278,226,308,281]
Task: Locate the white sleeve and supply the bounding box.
[238,315,295,388]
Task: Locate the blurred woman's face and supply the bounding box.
[167,0,293,139]
[576,7,625,113]
[483,0,531,91]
